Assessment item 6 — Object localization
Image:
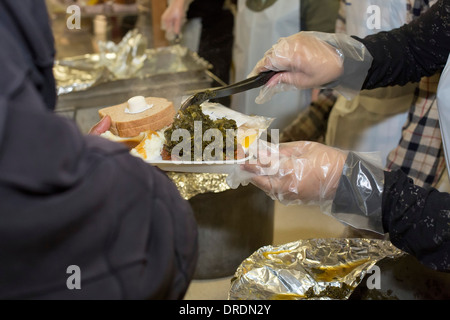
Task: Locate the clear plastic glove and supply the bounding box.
[250,32,373,103]
[228,141,347,206]
[227,140,385,234]
[161,0,188,41]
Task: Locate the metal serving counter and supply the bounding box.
[54,44,223,132]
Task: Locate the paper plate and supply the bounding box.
[148,155,252,174]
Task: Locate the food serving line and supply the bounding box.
[54,32,450,299]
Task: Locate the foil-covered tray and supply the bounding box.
[166,172,231,200]
[55,44,214,111]
[229,238,405,300]
[55,44,212,96]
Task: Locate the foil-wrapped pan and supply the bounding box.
[166,172,231,200]
[229,238,404,300]
[54,56,110,95]
[55,40,212,96]
[97,29,148,80]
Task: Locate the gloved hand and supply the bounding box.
[228,141,347,206]
[161,0,188,41]
[228,140,386,233]
[250,32,373,103]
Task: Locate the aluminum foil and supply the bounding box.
[166,172,231,200]
[229,238,405,300]
[54,56,111,95]
[97,29,148,79]
[54,38,211,96]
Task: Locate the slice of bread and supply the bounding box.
[98,97,176,137]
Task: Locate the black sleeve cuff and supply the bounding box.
[331,152,385,233]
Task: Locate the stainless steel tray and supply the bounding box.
[55,45,215,111]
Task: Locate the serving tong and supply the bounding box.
[179,70,278,112]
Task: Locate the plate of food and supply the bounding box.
[98,96,273,174]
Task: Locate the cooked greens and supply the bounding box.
[163,105,238,161]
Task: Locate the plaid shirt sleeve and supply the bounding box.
[280,89,337,143]
[386,74,446,188]
[385,0,445,189]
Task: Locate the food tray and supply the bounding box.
[55,45,215,111]
[148,155,253,174]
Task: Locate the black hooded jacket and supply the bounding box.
[0,0,198,299]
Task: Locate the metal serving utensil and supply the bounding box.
[179,70,278,112]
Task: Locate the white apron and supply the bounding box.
[231,0,311,130]
[344,0,409,37]
[326,0,413,167]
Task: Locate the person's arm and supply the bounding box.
[231,142,450,272]
[0,78,199,299]
[0,2,198,296]
[382,170,450,272]
[161,0,187,36]
[356,0,450,89]
[250,0,450,102]
[332,153,450,272]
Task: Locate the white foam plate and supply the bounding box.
[147,155,252,174]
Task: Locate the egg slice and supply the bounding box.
[130,130,165,161]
